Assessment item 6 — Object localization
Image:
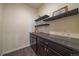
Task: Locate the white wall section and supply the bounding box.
[0,4,3,55]
[1,4,38,55]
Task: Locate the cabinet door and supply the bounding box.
[30,33,37,53]
[37,37,47,56]
[46,47,61,56]
[37,42,47,56]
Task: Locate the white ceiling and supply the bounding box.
[26,3,44,9]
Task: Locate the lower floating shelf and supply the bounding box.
[35,24,49,27]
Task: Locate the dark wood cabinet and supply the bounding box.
[40,38,73,56]
[36,37,46,56]
[36,37,61,56]
[30,33,79,56]
[30,33,37,53]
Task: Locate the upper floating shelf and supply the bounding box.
[35,15,49,22]
[43,8,79,21]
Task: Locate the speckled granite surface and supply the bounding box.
[31,32,79,51]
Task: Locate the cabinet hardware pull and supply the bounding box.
[47,49,48,52]
[44,48,46,51]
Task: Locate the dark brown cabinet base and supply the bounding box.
[30,33,79,56]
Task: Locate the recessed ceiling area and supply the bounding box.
[26,3,44,9]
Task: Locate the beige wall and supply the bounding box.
[49,14,79,33]
[2,4,38,55]
[0,4,3,55]
[38,3,79,16]
[37,3,79,38]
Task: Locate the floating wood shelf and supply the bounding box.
[43,8,79,21]
[35,24,49,27]
[35,15,49,22]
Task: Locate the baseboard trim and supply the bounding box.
[1,44,30,56]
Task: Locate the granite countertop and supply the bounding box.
[31,32,79,51]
